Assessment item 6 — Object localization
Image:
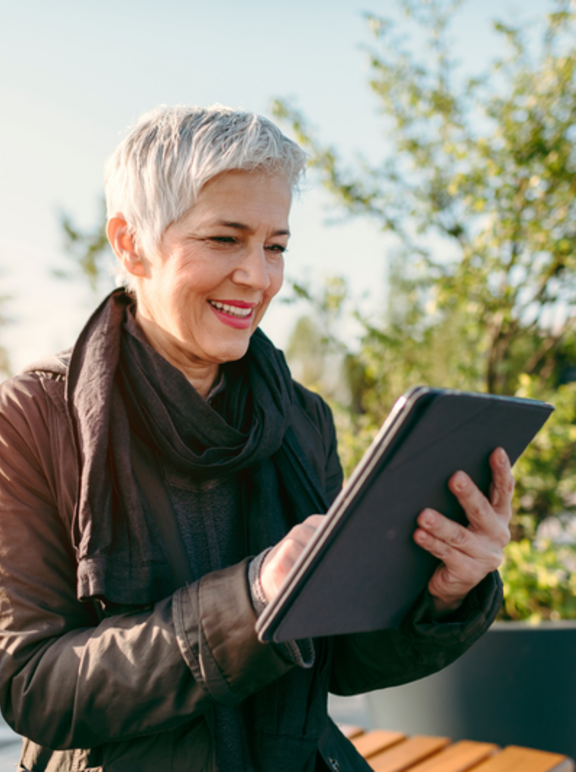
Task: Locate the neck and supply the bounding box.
[134,310,219,399]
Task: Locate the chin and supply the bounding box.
[208,340,252,364]
[220,347,251,364]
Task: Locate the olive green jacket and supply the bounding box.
[0,361,502,771]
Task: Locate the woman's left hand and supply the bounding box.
[413,447,514,616]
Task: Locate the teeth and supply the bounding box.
[209,300,253,318]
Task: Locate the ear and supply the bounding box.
[107,215,147,279]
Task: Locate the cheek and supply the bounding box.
[163,262,218,311]
[266,261,284,300]
[254,265,283,326]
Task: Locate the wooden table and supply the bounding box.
[343,728,575,772]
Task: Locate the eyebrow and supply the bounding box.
[216,220,290,237]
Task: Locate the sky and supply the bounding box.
[0,0,552,373]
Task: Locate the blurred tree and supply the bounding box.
[499,537,576,621]
[55,198,113,295]
[497,376,576,620]
[276,0,576,618]
[286,316,326,387]
[513,377,576,540]
[275,0,576,397]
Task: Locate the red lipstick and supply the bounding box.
[208,299,255,329]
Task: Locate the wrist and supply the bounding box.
[430,593,466,619]
[248,548,273,617]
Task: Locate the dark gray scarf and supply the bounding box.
[66,289,327,604]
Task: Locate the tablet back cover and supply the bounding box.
[257,390,553,642]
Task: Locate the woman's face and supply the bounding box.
[134,169,291,378]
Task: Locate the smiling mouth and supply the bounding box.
[208,300,254,319]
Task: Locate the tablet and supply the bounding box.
[256,387,553,643]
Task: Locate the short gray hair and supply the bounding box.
[105,104,307,287]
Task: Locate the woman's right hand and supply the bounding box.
[260,515,325,603]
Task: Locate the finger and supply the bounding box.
[415,527,502,594]
[262,516,325,578]
[261,532,316,600]
[287,515,325,550]
[301,514,325,530]
[448,471,496,533]
[414,526,481,567]
[414,526,456,561]
[416,509,478,557]
[288,521,322,549]
[260,546,300,600]
[270,537,307,570]
[488,448,515,517]
[414,523,503,568]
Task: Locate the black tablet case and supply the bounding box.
[256,387,553,643]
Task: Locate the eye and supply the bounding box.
[266,244,287,254]
[209,236,237,245]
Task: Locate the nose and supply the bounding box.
[232,244,272,292]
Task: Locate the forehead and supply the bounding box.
[190,169,292,224]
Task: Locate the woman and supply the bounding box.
[0,105,512,772]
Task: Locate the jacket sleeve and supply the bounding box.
[329,571,502,696]
[0,376,292,751]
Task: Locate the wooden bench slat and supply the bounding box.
[464,745,575,772]
[340,725,365,740]
[401,740,499,772]
[369,735,450,772]
[352,730,407,759]
[342,725,575,772]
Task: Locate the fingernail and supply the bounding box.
[497,448,507,466]
[453,472,468,491]
[421,510,435,527]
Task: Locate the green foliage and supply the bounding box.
[274,0,576,397]
[512,378,576,540]
[499,539,576,621]
[286,316,326,387]
[277,1,576,619]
